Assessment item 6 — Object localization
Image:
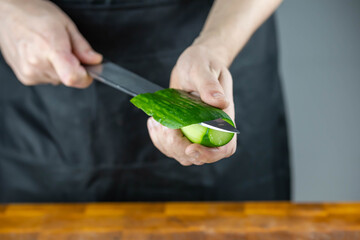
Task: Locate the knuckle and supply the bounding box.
[28,56,41,66]
[62,75,78,87]
[21,65,36,79]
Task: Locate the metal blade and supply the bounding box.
[85,62,162,96]
[85,61,240,134]
[200,119,240,134]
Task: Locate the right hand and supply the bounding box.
[0,0,102,88]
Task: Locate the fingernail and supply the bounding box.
[88,50,102,58]
[212,92,224,99]
[188,151,200,159]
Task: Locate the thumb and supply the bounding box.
[193,66,229,109]
[67,23,102,65]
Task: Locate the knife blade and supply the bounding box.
[85,61,240,134]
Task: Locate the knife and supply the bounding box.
[85,61,240,134]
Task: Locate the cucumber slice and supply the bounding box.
[208,128,234,147]
[181,119,235,147]
[180,123,208,144]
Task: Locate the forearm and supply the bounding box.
[194,0,282,66]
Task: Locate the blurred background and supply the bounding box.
[276,0,360,201]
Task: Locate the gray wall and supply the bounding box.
[276,0,360,201]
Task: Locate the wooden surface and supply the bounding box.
[1,202,360,240]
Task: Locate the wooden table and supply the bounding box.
[1,202,360,239]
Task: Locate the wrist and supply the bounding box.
[192,32,237,67]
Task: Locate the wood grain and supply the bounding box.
[0,202,360,239]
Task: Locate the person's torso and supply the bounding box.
[0,0,290,202]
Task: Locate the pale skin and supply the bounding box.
[0,0,282,166]
[0,0,102,87]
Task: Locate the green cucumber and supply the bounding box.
[130,88,235,147]
[181,118,234,147]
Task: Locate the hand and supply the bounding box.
[147,44,237,166]
[0,0,102,88]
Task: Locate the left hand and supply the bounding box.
[147,44,237,166]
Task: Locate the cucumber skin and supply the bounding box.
[130,88,232,129]
[130,88,235,147]
[199,128,218,148]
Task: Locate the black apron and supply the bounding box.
[0,0,290,202]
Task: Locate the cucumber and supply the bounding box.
[130,88,235,147]
[181,118,234,147]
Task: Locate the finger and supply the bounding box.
[26,45,62,85]
[185,137,237,164]
[14,47,59,86]
[66,22,102,65]
[147,118,194,166]
[47,27,92,88]
[16,64,61,86]
[31,61,61,85]
[218,68,235,119]
[147,118,190,166]
[169,67,181,89]
[191,64,229,109]
[162,127,203,166]
[43,61,62,85]
[50,50,92,88]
